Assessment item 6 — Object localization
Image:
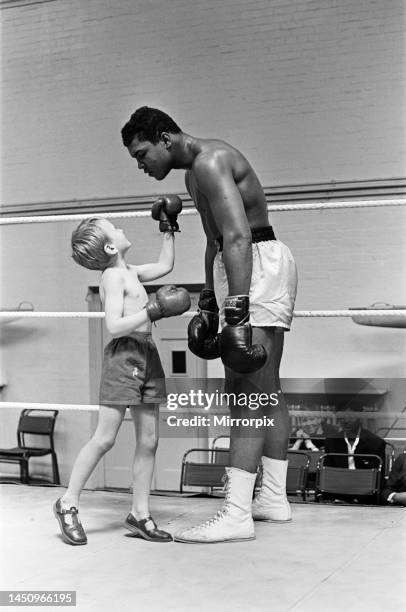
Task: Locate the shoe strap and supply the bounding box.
[139,516,157,532]
[58,505,79,516]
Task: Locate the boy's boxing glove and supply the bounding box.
[146,285,191,321]
[151,195,182,232]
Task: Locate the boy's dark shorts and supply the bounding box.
[99,332,166,406]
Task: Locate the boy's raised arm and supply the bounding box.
[136,233,175,282]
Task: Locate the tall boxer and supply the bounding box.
[121,106,298,543]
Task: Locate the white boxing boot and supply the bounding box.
[252,456,292,522]
[174,467,256,543]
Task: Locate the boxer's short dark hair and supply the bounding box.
[121,106,181,147]
[71,218,111,271]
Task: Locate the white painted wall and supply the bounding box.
[1,0,405,206]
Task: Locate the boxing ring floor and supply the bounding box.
[1,484,404,612]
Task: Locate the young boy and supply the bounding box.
[54,199,190,545]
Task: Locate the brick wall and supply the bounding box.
[1,0,405,205]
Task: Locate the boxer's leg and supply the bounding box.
[249,327,292,522]
[174,465,257,543]
[225,369,265,474]
[173,359,258,543]
[261,329,290,460]
[173,329,280,544]
[226,327,289,470]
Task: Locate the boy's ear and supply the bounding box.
[104,243,118,256]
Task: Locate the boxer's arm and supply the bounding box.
[186,169,218,291]
[136,233,174,282]
[204,239,217,291]
[193,156,252,295]
[102,269,148,337]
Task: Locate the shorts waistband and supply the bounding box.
[215,226,276,252]
[125,317,152,339]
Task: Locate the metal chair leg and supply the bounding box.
[51,453,60,485]
[20,459,29,484]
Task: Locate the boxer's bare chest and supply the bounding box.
[185,170,219,238]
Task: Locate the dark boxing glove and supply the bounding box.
[188,289,220,360]
[151,195,182,232]
[219,295,267,373]
[146,285,191,322]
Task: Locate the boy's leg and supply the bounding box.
[54,404,126,545]
[61,405,127,508]
[129,403,159,519]
[125,403,172,542]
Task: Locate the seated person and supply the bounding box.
[290,416,336,452]
[291,417,323,452]
[324,409,386,473]
[290,417,338,490]
[290,416,338,451]
[321,408,386,503]
[382,452,406,506]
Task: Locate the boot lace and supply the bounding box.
[190,472,232,530]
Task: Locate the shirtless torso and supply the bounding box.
[184,138,269,241]
[100,266,150,334]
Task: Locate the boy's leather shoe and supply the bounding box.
[53,498,87,545]
[124,513,172,542]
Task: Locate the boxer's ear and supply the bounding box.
[160,132,172,149]
[104,243,118,256]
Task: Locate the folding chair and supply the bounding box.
[315,453,383,504]
[0,409,60,484]
[286,450,310,500]
[180,448,229,493]
[384,441,395,476]
[211,435,230,466]
[376,428,406,457]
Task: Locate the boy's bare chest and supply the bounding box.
[123,272,148,310]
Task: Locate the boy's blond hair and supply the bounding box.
[71,218,112,271]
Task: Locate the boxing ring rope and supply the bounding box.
[0,402,101,412]
[0,400,404,416]
[0,198,405,225]
[0,309,405,319]
[1,197,404,412]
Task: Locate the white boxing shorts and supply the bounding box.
[213,227,298,330]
